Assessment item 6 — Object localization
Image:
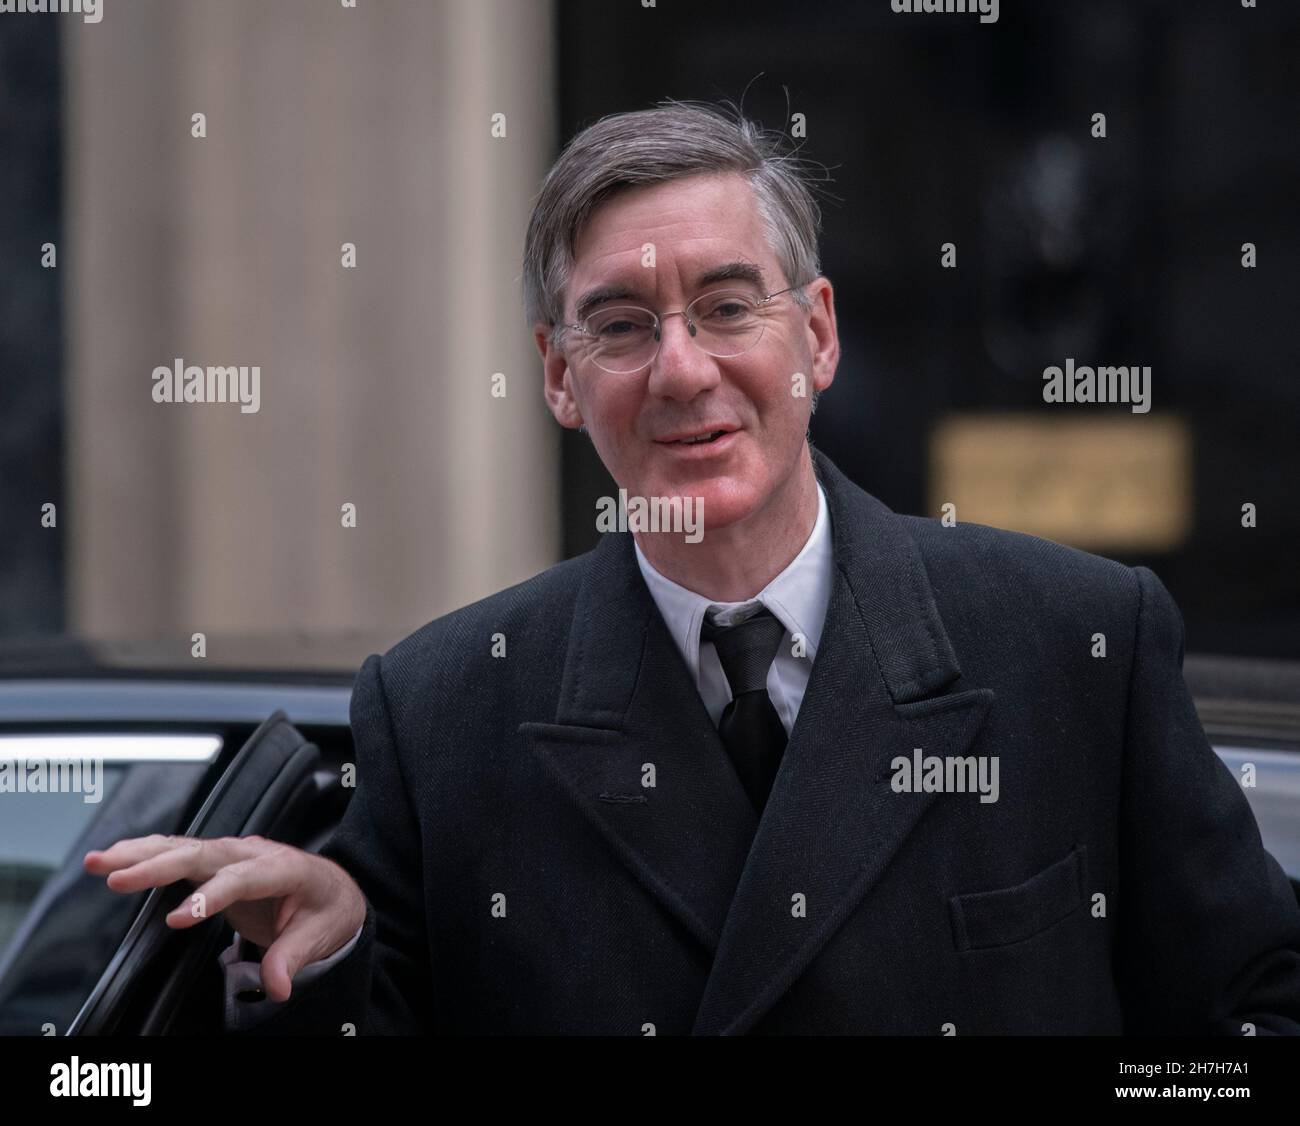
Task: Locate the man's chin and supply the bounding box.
[648,477,759,537]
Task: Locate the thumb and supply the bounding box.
[260,927,321,1003]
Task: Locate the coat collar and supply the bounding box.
[519,446,993,1034]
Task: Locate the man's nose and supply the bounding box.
[647,312,720,401]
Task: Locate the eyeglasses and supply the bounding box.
[558,282,808,375]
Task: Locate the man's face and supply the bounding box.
[535,171,839,534]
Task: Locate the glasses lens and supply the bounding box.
[576,291,772,373]
[688,290,764,358]
[585,306,658,373]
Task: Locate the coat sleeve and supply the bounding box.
[233,653,434,1035]
[1115,565,1300,1034]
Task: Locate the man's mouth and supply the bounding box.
[656,428,736,446]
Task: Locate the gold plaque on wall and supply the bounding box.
[928,414,1192,552]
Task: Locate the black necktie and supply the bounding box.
[701,606,790,814]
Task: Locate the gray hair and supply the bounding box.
[522,98,829,344]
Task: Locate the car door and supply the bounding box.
[66,711,345,1036]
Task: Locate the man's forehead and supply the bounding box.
[564,175,777,301]
[578,170,759,246]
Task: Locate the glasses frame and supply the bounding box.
[558,281,810,375]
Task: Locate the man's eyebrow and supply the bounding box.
[695,260,768,292]
[571,260,770,323]
[573,283,641,323]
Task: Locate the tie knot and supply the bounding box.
[702,606,786,696]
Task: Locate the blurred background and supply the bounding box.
[2,0,1298,668]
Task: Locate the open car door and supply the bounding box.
[67,711,344,1035]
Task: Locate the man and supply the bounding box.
[86,101,1300,1034]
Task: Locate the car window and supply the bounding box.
[0,764,125,957]
[0,733,220,1034]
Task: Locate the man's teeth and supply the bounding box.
[677,430,725,444]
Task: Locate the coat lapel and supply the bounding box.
[519,524,758,956]
[521,447,994,1033]
[692,449,994,1033]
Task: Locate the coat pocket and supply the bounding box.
[949,845,1088,952]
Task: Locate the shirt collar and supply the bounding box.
[633,482,833,684]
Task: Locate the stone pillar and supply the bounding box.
[63,0,559,647]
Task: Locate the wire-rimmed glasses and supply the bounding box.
[558,282,808,375]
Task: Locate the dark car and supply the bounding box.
[0,636,362,1036]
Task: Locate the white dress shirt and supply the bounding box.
[633,481,834,735]
[223,480,833,1028]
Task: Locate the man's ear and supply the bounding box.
[805,277,840,396]
[534,323,585,430]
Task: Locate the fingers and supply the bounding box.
[85,834,268,893]
[83,834,182,874]
[163,848,299,931]
[84,833,336,1005]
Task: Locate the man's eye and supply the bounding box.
[697,292,758,319]
[592,312,652,337]
[711,302,748,319]
[701,301,753,324]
